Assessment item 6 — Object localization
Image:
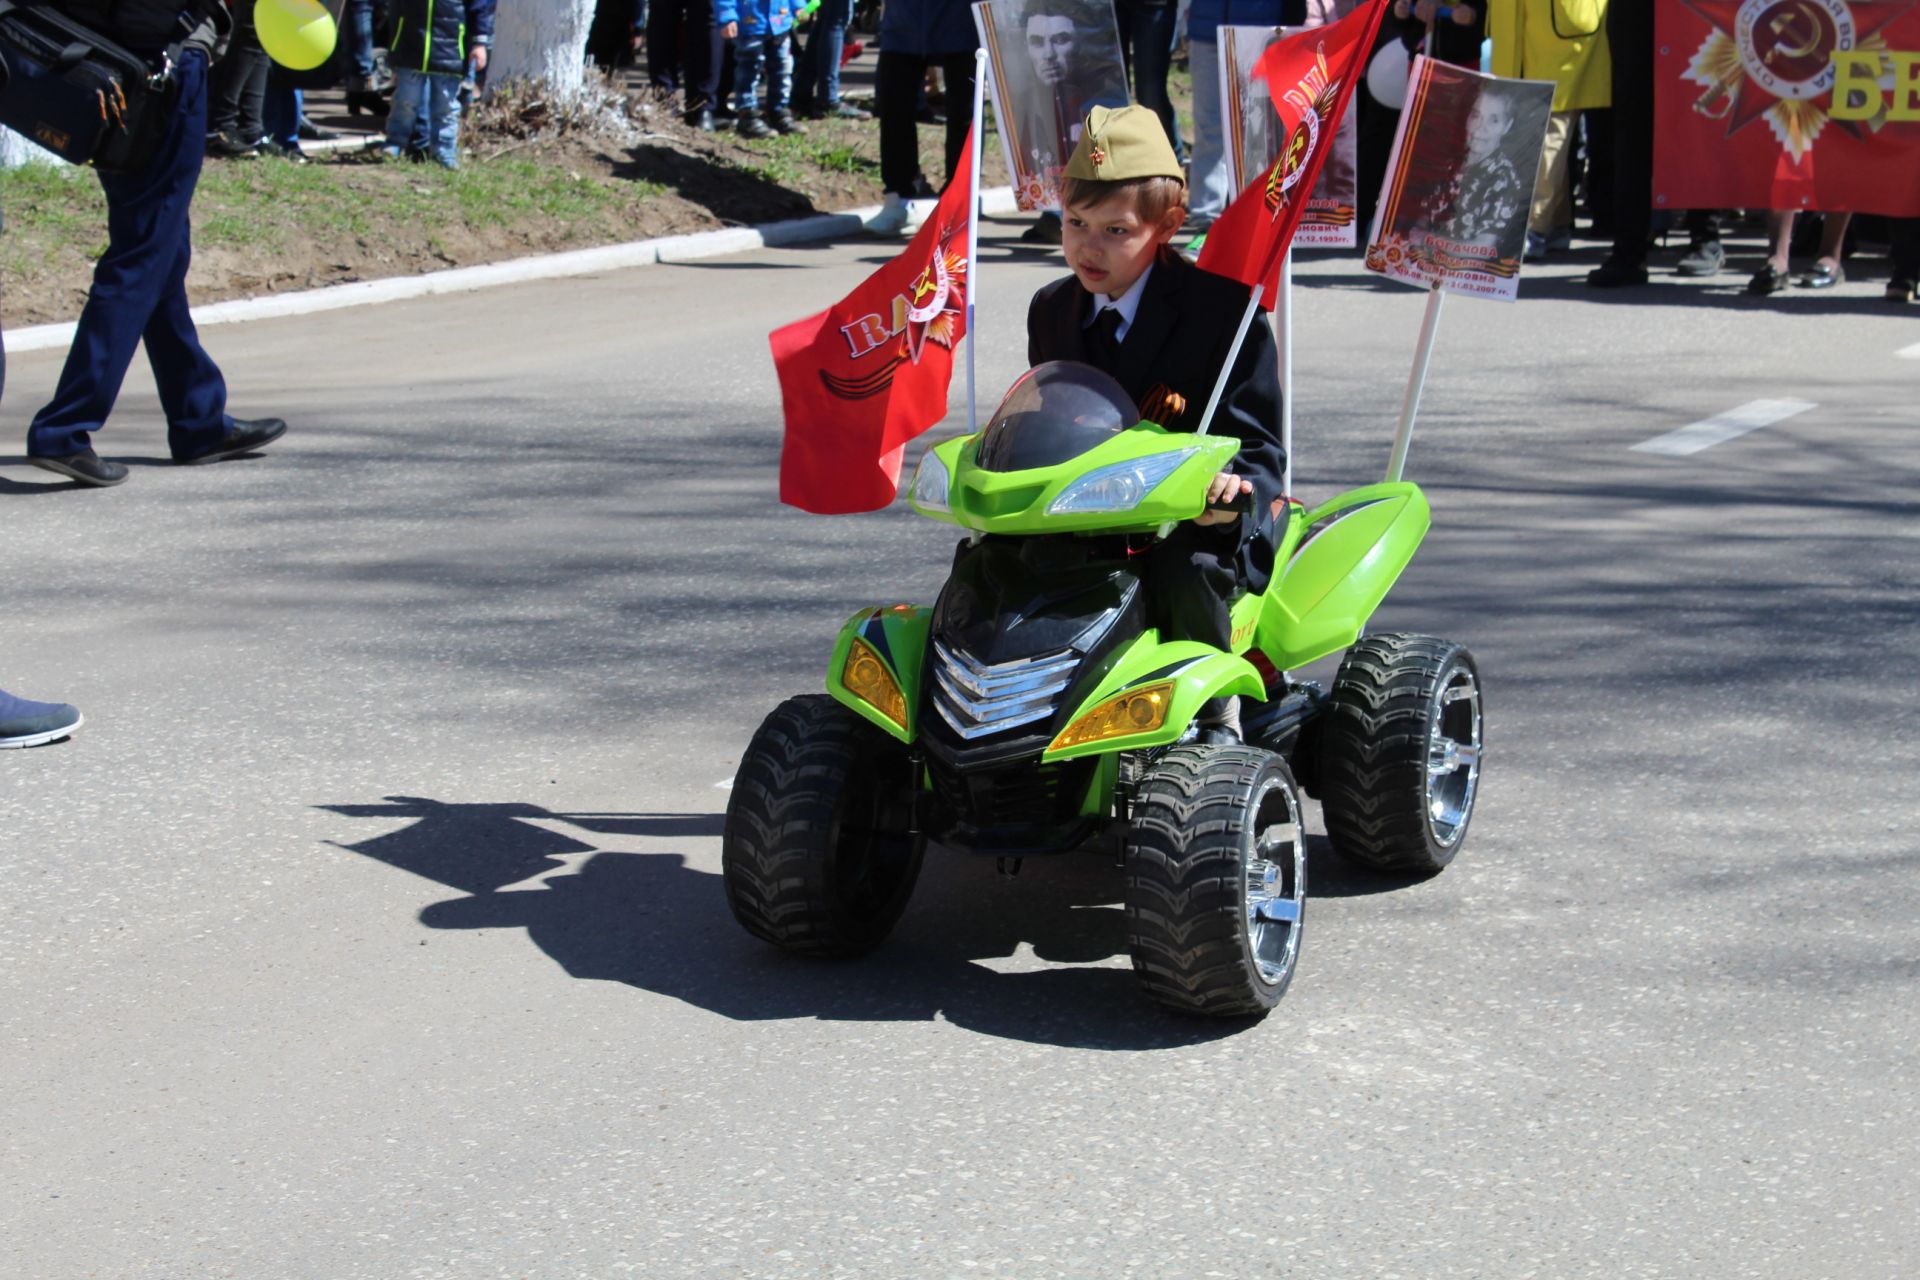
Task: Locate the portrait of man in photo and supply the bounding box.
[1219,24,1361,248]
[974,0,1129,209]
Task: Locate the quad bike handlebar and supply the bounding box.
[1205,488,1255,515]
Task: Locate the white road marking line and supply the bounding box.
[715,778,733,790]
[1630,399,1817,457]
[1897,340,1920,360]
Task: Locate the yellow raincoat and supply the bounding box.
[1489,0,1612,112]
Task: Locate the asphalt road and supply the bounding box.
[3,223,1917,1279]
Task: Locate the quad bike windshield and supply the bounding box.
[909,361,1241,535]
[973,362,1137,472]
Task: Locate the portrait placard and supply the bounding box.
[973,0,1131,211]
[1219,24,1360,248]
[1364,56,1553,301]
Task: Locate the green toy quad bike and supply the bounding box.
[723,361,1483,1017]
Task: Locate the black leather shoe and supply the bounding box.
[206,131,260,159]
[769,109,807,135]
[1021,213,1064,245]
[1586,257,1648,288]
[1747,264,1788,296]
[1795,262,1843,289]
[684,106,715,131]
[738,113,776,138]
[28,449,129,487]
[174,417,287,465]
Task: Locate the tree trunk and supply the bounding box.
[1,128,63,169]
[489,0,596,98]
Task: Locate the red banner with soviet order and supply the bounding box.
[1654,1,1920,215]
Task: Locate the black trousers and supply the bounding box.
[1141,524,1238,652]
[1606,0,1653,264]
[877,49,977,198]
[209,14,270,141]
[1893,218,1920,280]
[648,0,722,111]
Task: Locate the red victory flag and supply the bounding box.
[772,130,976,514]
[1197,0,1388,299]
[1653,1,1920,216]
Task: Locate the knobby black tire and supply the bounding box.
[722,694,924,957]
[1124,745,1305,1018]
[1318,633,1482,874]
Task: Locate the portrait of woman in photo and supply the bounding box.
[1366,57,1553,299]
[1422,85,1532,251]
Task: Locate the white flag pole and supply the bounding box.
[1278,247,1294,495]
[1386,281,1446,482]
[965,47,988,435]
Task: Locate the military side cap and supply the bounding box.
[1064,104,1185,183]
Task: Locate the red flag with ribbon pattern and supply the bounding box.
[771,129,975,514]
[1197,0,1388,301]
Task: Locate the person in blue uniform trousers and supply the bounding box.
[25,0,287,489]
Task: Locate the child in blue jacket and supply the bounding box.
[383,0,497,167]
[717,0,806,137]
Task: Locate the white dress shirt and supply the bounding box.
[1082,261,1155,344]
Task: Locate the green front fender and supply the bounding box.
[1256,482,1430,669]
[909,426,1243,534]
[825,604,931,743]
[1042,635,1266,763]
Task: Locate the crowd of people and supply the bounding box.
[629,0,1920,297]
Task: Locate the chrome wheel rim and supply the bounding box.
[1426,666,1483,848]
[1244,775,1306,985]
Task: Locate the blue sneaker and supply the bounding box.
[0,689,83,748]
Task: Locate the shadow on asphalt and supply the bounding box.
[320,794,1411,1049]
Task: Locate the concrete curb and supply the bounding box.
[4,186,1027,354]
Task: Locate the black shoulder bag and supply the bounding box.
[0,0,217,171]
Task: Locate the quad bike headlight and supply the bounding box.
[910,451,952,513]
[1050,681,1174,751]
[843,638,909,730]
[1046,449,1197,515]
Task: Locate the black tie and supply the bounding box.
[1085,306,1123,372]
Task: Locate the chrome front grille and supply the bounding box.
[930,640,1078,740]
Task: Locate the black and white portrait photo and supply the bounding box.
[974,0,1130,210]
[1365,57,1553,300]
[1219,24,1360,249]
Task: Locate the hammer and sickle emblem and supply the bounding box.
[1284,127,1310,171]
[1766,2,1824,64]
[911,270,938,305]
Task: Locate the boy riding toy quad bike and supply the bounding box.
[722,361,1484,1018]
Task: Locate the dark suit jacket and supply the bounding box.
[1026,248,1289,594]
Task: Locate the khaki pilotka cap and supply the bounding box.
[1062,104,1186,183]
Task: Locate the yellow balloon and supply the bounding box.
[255,0,337,72]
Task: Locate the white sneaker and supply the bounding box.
[868,193,909,236]
[901,197,936,237]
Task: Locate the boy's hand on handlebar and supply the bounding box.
[1194,472,1252,526]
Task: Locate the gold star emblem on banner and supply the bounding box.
[1680,0,1907,162]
